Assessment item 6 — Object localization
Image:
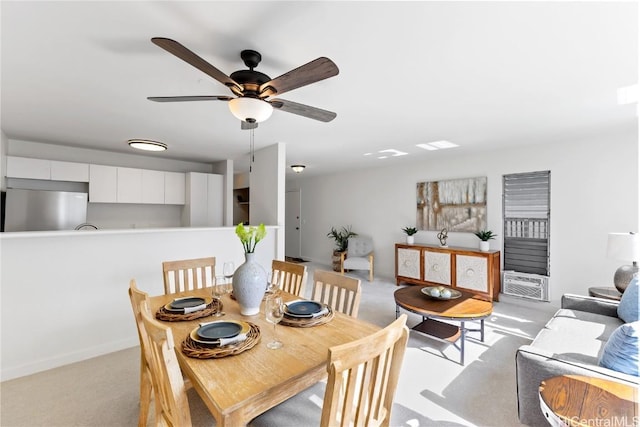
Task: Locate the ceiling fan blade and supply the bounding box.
[259,57,339,97]
[241,121,259,130]
[270,98,337,122]
[147,96,233,102]
[151,37,242,92]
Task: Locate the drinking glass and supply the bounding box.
[223,262,235,285]
[212,276,226,317]
[267,270,280,295]
[265,296,284,349]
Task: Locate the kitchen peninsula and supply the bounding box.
[0,226,281,380]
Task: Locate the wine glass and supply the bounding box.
[223,262,235,285]
[267,270,280,295]
[212,276,226,317]
[265,296,284,349]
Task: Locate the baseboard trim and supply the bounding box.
[1,337,138,381]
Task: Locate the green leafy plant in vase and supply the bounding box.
[402,226,418,244]
[327,226,357,271]
[474,230,496,252]
[233,223,268,315]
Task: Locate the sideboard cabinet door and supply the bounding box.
[456,254,489,293]
[396,247,421,283]
[424,251,452,285]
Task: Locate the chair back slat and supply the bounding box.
[321,315,408,427]
[162,257,216,294]
[312,270,362,317]
[271,260,307,297]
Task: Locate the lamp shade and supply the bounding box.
[607,232,640,261]
[291,165,306,173]
[228,97,273,123]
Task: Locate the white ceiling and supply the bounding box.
[1,1,637,176]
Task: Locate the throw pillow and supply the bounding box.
[618,276,639,323]
[598,321,639,376]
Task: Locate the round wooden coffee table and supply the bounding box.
[539,375,638,427]
[394,286,493,365]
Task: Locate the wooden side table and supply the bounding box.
[539,375,638,427]
[588,286,622,301]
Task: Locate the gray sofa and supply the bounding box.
[515,294,640,426]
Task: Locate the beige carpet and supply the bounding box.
[1,263,556,427]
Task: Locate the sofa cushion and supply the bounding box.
[545,308,623,342]
[618,276,639,323]
[531,328,605,365]
[598,321,640,376]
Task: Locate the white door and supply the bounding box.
[285,190,301,259]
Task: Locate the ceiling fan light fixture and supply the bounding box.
[127,139,167,151]
[229,97,273,123]
[291,165,306,173]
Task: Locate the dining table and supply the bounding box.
[149,287,381,426]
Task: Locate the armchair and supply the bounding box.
[340,236,374,282]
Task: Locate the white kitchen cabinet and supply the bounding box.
[164,172,186,205]
[50,160,89,182]
[183,172,223,226]
[89,164,117,203]
[6,156,51,179]
[141,169,165,204]
[116,167,142,203]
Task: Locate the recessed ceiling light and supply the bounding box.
[430,140,458,149]
[128,139,167,151]
[379,149,408,157]
[417,140,458,151]
[416,143,438,151]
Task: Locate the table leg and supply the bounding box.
[480,319,485,342]
[395,304,399,319]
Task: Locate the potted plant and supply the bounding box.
[327,226,357,271]
[474,230,497,252]
[233,223,268,315]
[402,226,418,244]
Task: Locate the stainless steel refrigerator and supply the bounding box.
[4,188,88,231]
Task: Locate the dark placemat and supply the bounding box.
[280,305,334,328]
[181,323,261,358]
[156,298,222,322]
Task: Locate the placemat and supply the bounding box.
[156,298,222,322]
[181,323,261,359]
[280,305,334,328]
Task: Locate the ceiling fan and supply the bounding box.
[148,37,339,130]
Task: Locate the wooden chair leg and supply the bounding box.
[138,359,153,427]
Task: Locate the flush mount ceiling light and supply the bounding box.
[228,97,274,123]
[127,139,167,152]
[291,165,306,173]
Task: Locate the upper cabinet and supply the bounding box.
[8,156,187,205]
[6,156,89,182]
[89,164,117,202]
[89,164,185,205]
[182,172,223,227]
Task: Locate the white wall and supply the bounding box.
[295,127,638,303]
[0,226,280,380]
[251,143,286,260]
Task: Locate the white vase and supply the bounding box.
[232,252,267,316]
[406,235,415,245]
[479,241,490,252]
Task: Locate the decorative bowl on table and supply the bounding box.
[421,286,462,300]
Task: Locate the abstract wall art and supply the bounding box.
[416,176,487,232]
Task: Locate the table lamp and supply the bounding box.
[607,232,640,293]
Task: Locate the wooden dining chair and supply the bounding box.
[128,280,155,427]
[162,256,216,294]
[140,300,193,427]
[311,269,362,317]
[320,314,409,427]
[271,259,308,297]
